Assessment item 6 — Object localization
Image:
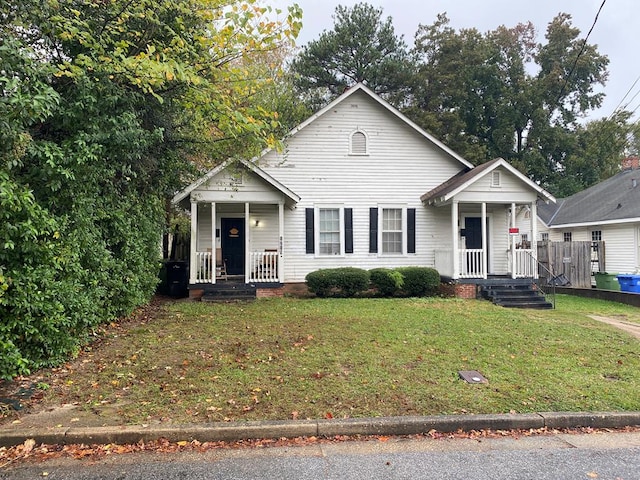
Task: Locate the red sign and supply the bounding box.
[509,227,519,235]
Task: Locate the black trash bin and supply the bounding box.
[165,260,189,298]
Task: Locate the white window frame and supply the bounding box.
[379,205,406,256]
[349,129,369,156]
[315,205,345,257]
[563,231,572,242]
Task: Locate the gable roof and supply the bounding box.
[286,83,474,170]
[172,158,301,206]
[420,157,555,205]
[539,168,640,227]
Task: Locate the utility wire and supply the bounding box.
[555,0,606,106]
[607,73,640,120]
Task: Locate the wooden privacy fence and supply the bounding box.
[537,241,605,289]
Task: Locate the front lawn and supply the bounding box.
[36,295,640,424]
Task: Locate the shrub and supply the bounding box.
[397,267,440,297]
[305,269,334,297]
[306,267,370,297]
[369,268,404,296]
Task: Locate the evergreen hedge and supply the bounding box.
[305,267,370,297]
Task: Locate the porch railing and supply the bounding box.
[249,250,279,283]
[511,249,535,278]
[459,249,485,278]
[195,251,213,283]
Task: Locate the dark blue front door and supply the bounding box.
[221,218,245,275]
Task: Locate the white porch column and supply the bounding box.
[245,202,250,283]
[211,202,216,284]
[452,201,459,279]
[531,201,538,279]
[481,202,487,279]
[189,201,197,284]
[278,202,284,283]
[511,202,517,279]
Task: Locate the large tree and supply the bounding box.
[0,0,301,378]
[290,2,413,109]
[408,13,611,193]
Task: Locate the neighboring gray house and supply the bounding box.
[532,166,640,275]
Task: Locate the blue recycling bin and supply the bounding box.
[616,274,640,293]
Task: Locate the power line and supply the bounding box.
[555,0,606,106]
[607,73,640,120]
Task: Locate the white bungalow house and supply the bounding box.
[173,83,555,299]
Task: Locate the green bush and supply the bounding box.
[305,269,334,297]
[306,267,370,297]
[397,267,441,297]
[369,268,404,296]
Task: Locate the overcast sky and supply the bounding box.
[271,0,639,122]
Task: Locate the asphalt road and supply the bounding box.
[3,431,640,480]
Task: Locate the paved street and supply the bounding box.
[3,431,640,479]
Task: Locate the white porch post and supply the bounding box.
[245,202,250,283]
[531,201,538,279]
[189,201,197,284]
[452,201,459,279]
[481,202,487,279]
[278,202,284,283]
[211,202,216,284]
[511,202,517,279]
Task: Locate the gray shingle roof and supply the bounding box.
[541,169,640,226]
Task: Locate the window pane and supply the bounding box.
[382,232,402,253]
[319,209,341,255]
[382,209,402,231]
[381,208,403,254]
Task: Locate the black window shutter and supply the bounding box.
[305,208,314,254]
[407,208,416,254]
[369,207,378,253]
[345,208,353,254]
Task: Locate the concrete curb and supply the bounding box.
[1,412,639,448]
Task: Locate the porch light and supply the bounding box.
[255,220,260,227]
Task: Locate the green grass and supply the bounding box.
[40,295,640,424]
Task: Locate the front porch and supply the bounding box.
[433,201,539,280]
[189,201,285,286]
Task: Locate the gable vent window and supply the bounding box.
[491,171,501,187]
[350,131,368,156]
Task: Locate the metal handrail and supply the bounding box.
[523,250,557,309]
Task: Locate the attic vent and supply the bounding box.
[350,130,368,156]
[491,171,501,187]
